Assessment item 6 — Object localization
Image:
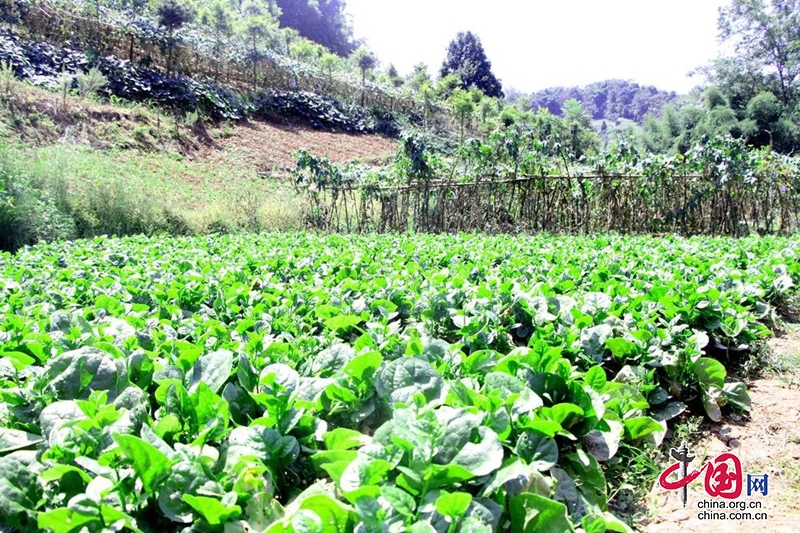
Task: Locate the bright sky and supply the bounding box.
[345,0,731,95]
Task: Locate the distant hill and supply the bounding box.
[524,79,678,124]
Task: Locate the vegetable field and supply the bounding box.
[1,232,798,533]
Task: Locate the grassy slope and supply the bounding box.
[0,81,398,242]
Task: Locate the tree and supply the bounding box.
[717,0,800,107]
[239,0,280,89]
[351,47,377,85]
[275,0,355,56]
[320,52,341,80]
[156,0,195,72]
[407,63,432,92]
[385,64,403,88]
[121,0,148,62]
[562,99,598,158]
[440,31,503,98]
[448,87,481,142]
[201,0,233,79]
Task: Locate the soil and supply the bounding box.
[2,83,399,169]
[640,328,800,532]
[195,119,398,173]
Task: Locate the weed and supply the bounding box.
[57,71,74,112]
[184,109,202,129]
[0,60,16,103]
[76,67,108,99]
[606,443,662,526]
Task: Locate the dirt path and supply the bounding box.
[640,329,800,532]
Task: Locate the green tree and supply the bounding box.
[290,38,324,62]
[121,0,148,62]
[319,52,341,80]
[407,63,432,92]
[440,31,503,98]
[385,64,404,88]
[239,0,280,89]
[718,0,800,107]
[201,0,233,79]
[448,87,481,143]
[156,0,195,72]
[275,0,355,56]
[351,47,377,86]
[436,73,462,100]
[743,91,798,150]
[562,98,598,158]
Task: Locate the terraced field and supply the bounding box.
[0,233,798,532]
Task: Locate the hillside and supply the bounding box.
[0,80,399,251]
[525,79,679,124]
[0,82,398,166]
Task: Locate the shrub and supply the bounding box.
[0,151,75,252]
[76,67,107,99]
[0,28,404,133]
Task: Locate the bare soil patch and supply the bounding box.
[1,83,399,171]
[196,119,398,173]
[640,329,800,532]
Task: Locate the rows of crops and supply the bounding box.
[1,233,798,532]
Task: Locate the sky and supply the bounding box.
[345,0,731,95]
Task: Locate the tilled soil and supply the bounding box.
[640,331,800,532]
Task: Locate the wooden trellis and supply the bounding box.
[301,173,800,236]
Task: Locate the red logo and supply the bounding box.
[659,450,743,499]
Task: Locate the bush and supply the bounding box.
[0,28,405,132]
[0,151,76,253]
[252,90,371,132]
[76,67,107,98]
[0,29,245,120]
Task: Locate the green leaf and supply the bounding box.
[544,403,584,428]
[623,416,664,441]
[436,491,472,518]
[723,381,751,411]
[344,350,383,382]
[311,345,355,377]
[39,464,92,484]
[188,349,233,393]
[582,419,623,461]
[694,357,726,388]
[323,428,367,451]
[481,460,551,498]
[409,522,438,533]
[582,513,607,533]
[509,492,575,533]
[583,366,607,392]
[0,428,43,453]
[516,431,559,471]
[375,357,445,406]
[581,325,613,361]
[1,351,35,370]
[112,434,173,495]
[183,494,242,525]
[421,463,473,492]
[325,314,362,332]
[702,385,724,422]
[44,346,128,401]
[0,456,42,530]
[38,508,99,533]
[605,338,636,358]
[297,494,356,531]
[380,485,416,517]
[312,450,359,483]
[452,427,503,477]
